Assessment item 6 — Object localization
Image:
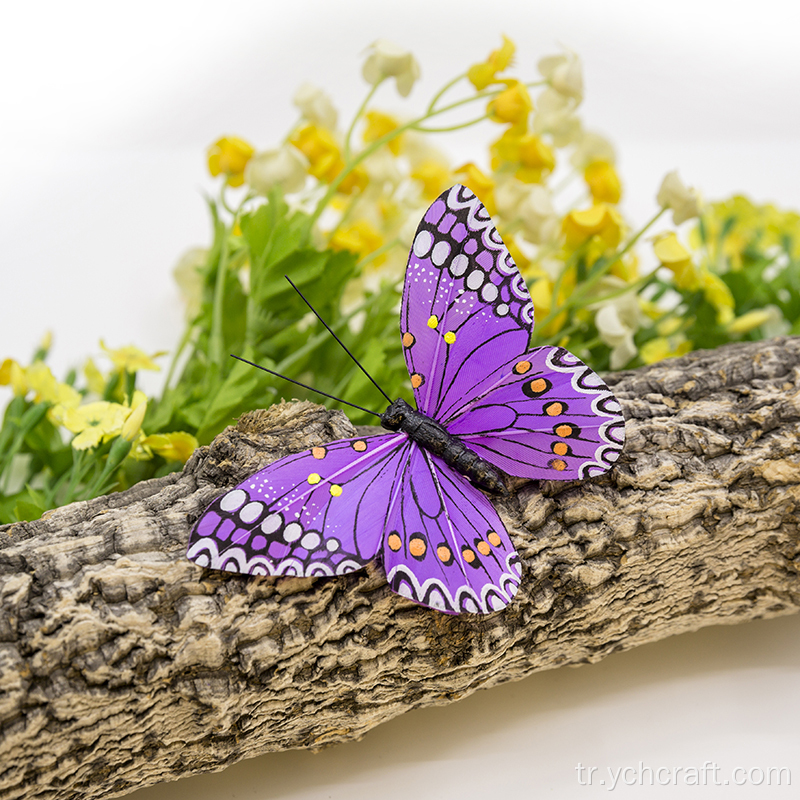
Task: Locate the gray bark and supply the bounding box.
[1,337,800,800]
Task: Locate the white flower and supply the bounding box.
[519,186,559,244]
[657,170,701,225]
[570,130,616,169]
[538,50,583,101]
[533,88,582,147]
[362,41,420,97]
[293,83,338,130]
[590,277,643,369]
[245,146,308,196]
[173,247,208,320]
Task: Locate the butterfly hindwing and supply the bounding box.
[381,444,521,615]
[445,346,625,480]
[401,184,535,421]
[188,433,411,577]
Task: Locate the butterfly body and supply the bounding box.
[380,397,508,495]
[188,184,625,615]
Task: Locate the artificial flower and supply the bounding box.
[293,83,338,129]
[570,130,616,170]
[362,41,420,97]
[562,203,623,251]
[245,146,308,195]
[363,110,404,155]
[653,233,698,290]
[532,88,581,147]
[487,80,533,127]
[100,341,164,373]
[657,171,701,225]
[467,35,515,90]
[490,129,555,184]
[584,160,622,204]
[141,432,199,463]
[538,50,583,101]
[0,359,28,396]
[206,136,255,188]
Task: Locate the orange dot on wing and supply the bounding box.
[312,446,326,459]
[487,531,502,547]
[552,459,567,471]
[476,540,491,556]
[553,442,569,456]
[387,532,402,551]
[402,332,415,347]
[546,402,564,416]
[409,536,427,557]
[556,424,573,437]
[462,548,476,563]
[514,360,532,375]
[411,373,424,388]
[437,545,451,562]
[353,440,367,452]
[530,378,547,393]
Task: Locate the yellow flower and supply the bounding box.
[330,220,384,261]
[490,129,555,184]
[25,362,81,408]
[206,136,255,188]
[83,358,107,395]
[640,336,693,365]
[53,401,131,450]
[101,341,164,373]
[141,432,199,463]
[453,164,496,213]
[538,50,583,101]
[562,204,623,251]
[290,124,342,183]
[726,308,774,335]
[0,358,28,396]
[362,41,420,97]
[584,161,622,204]
[487,80,533,128]
[700,270,735,325]
[245,146,308,195]
[410,159,452,200]
[657,171,701,225]
[653,233,698,290]
[529,276,569,337]
[121,399,147,442]
[293,83,338,129]
[363,110,404,155]
[467,35,516,90]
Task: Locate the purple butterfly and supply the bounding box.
[187,185,625,615]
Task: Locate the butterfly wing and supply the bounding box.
[401,184,535,420]
[445,346,625,480]
[188,433,411,577]
[381,443,521,614]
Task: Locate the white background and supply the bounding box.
[2,1,800,797]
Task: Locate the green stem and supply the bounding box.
[307,85,507,234]
[426,73,467,114]
[357,237,402,271]
[344,83,380,162]
[535,207,668,333]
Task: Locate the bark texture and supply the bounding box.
[2,337,800,800]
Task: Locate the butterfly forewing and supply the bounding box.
[188,433,410,577]
[401,185,535,420]
[381,445,521,614]
[446,346,625,480]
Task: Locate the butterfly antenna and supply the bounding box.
[230,355,382,420]
[284,275,393,405]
